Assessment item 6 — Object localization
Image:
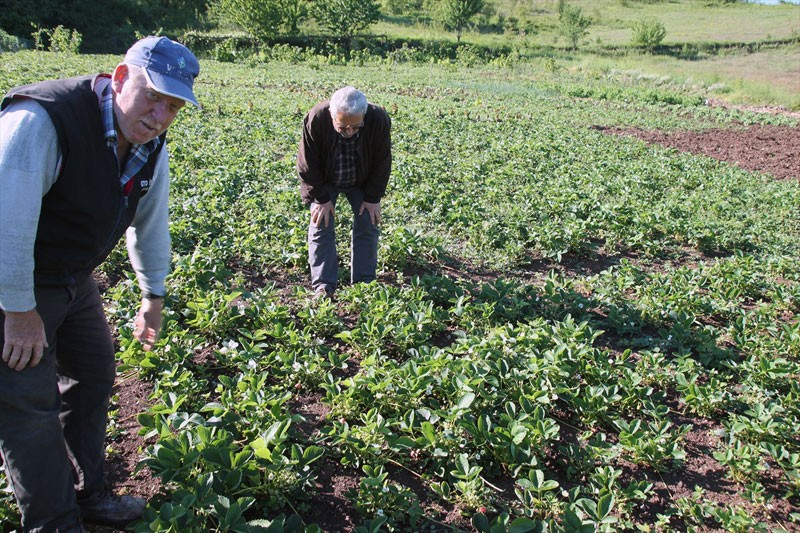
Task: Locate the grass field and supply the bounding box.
[565,43,800,109]
[0,30,799,533]
[374,0,800,46]
[370,0,800,109]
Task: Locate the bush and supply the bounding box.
[32,25,82,53]
[213,38,239,61]
[3,0,208,53]
[383,0,424,16]
[311,0,381,41]
[0,28,27,52]
[679,43,699,59]
[212,0,282,41]
[455,43,483,66]
[441,0,486,43]
[558,2,591,50]
[277,0,308,34]
[266,42,307,63]
[631,17,666,51]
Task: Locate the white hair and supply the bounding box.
[330,86,367,117]
[118,63,149,88]
[122,63,146,77]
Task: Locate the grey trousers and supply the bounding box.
[308,186,380,293]
[0,275,115,532]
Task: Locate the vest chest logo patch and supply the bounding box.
[140,179,151,192]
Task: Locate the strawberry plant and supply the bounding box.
[3,47,799,532]
[344,464,422,530]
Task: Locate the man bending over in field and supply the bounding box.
[0,36,200,532]
[297,86,392,298]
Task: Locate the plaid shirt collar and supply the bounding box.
[98,76,160,192]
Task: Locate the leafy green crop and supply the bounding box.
[1,49,798,532]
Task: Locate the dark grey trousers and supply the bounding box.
[0,275,115,532]
[308,186,380,293]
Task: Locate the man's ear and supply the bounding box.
[112,63,129,92]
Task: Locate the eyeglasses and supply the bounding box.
[334,121,364,134]
[332,113,365,136]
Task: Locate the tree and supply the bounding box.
[383,0,425,16]
[0,0,209,52]
[441,0,486,43]
[558,2,590,50]
[311,0,382,42]
[213,0,283,41]
[278,0,308,35]
[631,17,666,52]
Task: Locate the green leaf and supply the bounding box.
[156,447,180,468]
[509,517,541,533]
[472,512,490,532]
[456,391,476,411]
[563,508,584,529]
[225,469,243,490]
[597,493,615,519]
[421,421,437,443]
[302,445,325,464]
[390,436,417,449]
[159,502,174,520]
[261,419,291,446]
[250,438,274,461]
[137,413,155,428]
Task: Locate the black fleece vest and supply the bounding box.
[2,75,165,286]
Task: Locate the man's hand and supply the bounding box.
[359,201,381,226]
[310,201,335,227]
[2,310,48,371]
[134,297,163,352]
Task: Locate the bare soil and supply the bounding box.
[96,117,800,532]
[601,123,800,181]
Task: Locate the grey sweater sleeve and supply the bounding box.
[126,149,171,298]
[0,99,60,312]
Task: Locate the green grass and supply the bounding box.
[374,0,800,47]
[566,43,800,108]
[368,0,800,108]
[572,0,800,46]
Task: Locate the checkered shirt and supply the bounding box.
[332,134,359,189]
[100,80,160,194]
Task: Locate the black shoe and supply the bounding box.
[314,287,335,300]
[79,488,146,528]
[57,521,87,533]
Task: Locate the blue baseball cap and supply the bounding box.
[124,36,200,107]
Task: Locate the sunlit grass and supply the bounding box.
[375,0,800,47]
[576,0,800,45]
[569,43,800,109]
[367,0,800,109]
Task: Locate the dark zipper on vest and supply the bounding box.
[88,193,129,268]
[93,139,132,264]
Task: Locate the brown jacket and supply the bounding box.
[297,100,392,204]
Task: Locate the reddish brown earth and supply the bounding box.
[602,123,800,181]
[95,117,798,532]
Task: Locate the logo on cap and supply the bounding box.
[123,36,200,107]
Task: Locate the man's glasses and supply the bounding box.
[335,121,364,134]
[332,112,365,137]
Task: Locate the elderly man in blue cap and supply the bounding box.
[0,36,200,532]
